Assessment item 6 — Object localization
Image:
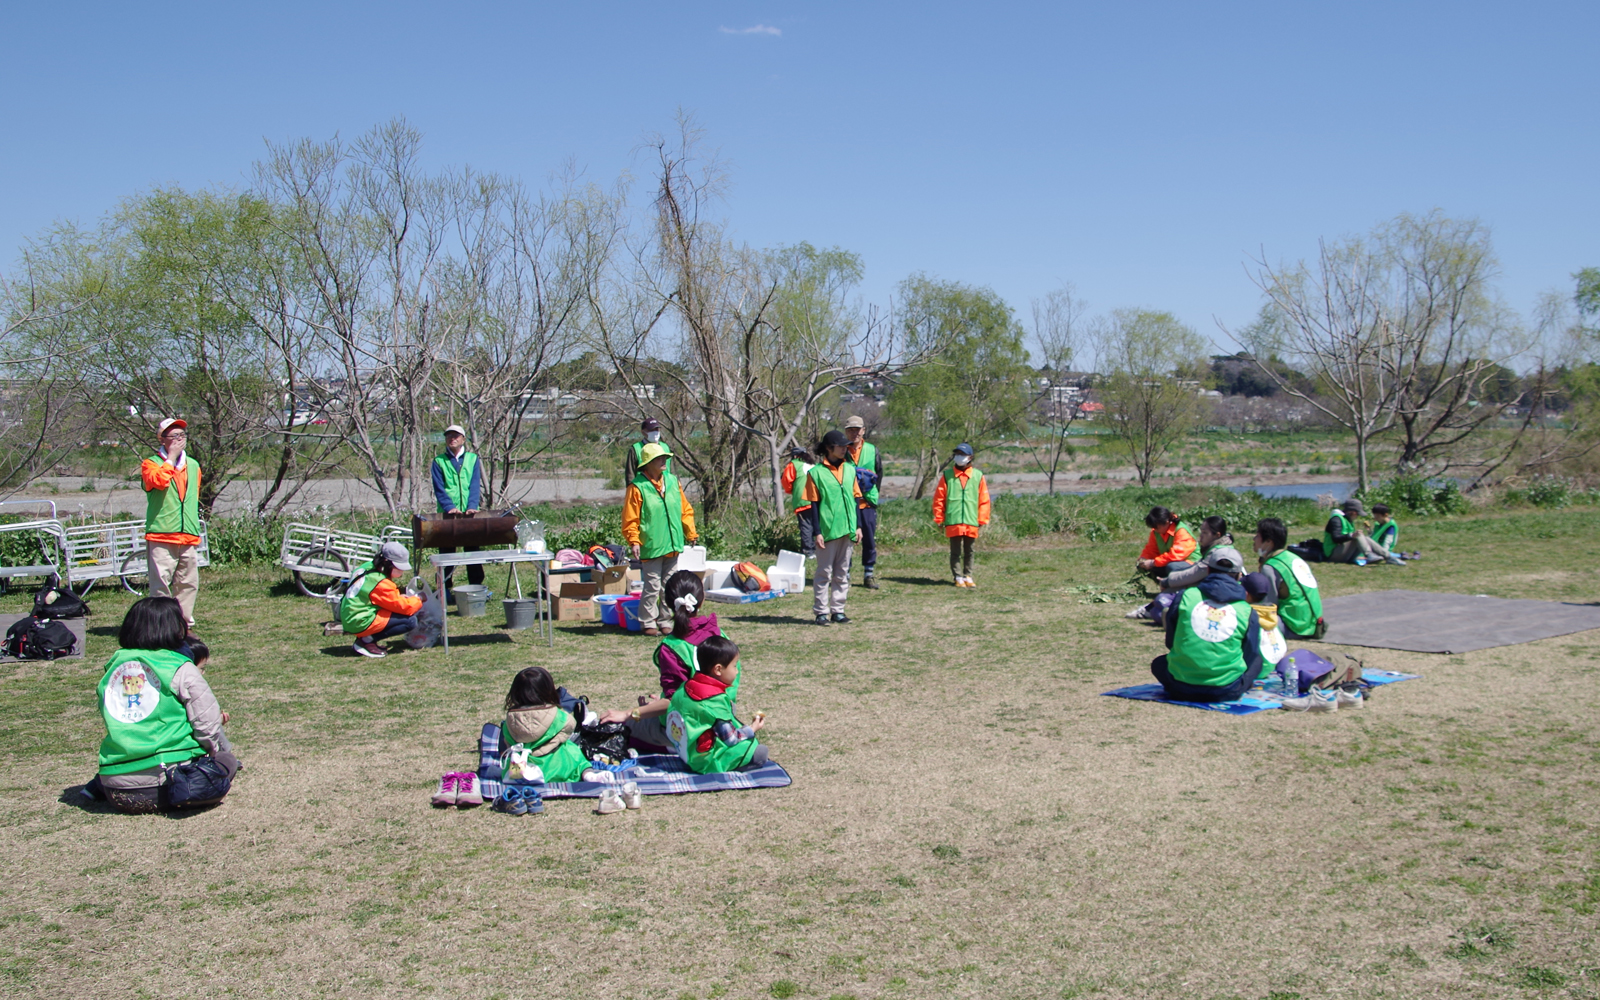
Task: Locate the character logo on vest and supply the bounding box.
[664,711,690,761]
[105,661,160,724]
[1261,625,1288,664]
[1190,600,1239,643]
[1290,557,1319,589]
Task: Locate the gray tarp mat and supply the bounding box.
[1318,589,1600,654]
[0,613,87,662]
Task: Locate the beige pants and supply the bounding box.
[812,537,853,617]
[147,541,200,626]
[639,553,679,630]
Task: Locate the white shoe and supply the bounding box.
[1279,694,1312,712]
[1124,606,1149,620]
[1336,687,1363,709]
[1385,554,1407,566]
[1307,688,1339,713]
[595,788,626,814]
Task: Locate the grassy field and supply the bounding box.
[1,509,1598,999]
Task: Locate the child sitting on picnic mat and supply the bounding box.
[1149,547,1263,704]
[1253,517,1326,640]
[500,665,589,783]
[1242,572,1289,670]
[596,570,725,752]
[667,635,768,773]
[340,541,423,659]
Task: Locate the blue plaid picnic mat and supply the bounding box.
[477,724,791,799]
[1102,668,1421,716]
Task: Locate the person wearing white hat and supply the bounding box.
[340,541,423,658]
[141,417,203,629]
[432,424,485,592]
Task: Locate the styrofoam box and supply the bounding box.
[766,569,804,593]
[678,545,708,572]
[701,560,737,590]
[772,549,804,574]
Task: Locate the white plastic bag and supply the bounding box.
[405,577,445,649]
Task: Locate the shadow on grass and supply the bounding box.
[881,575,953,587]
[57,784,223,819]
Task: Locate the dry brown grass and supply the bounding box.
[1,510,1598,999]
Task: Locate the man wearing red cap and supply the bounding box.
[622,417,668,488]
[141,418,202,629]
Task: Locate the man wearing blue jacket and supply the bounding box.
[432,424,484,591]
[1150,547,1264,703]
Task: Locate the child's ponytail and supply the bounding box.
[663,569,705,639]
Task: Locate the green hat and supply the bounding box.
[640,442,673,465]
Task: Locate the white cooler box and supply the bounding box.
[700,560,737,590]
[765,549,806,593]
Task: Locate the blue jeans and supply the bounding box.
[372,614,417,641]
[858,506,878,574]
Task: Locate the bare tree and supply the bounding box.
[1027,285,1086,494]
[1094,308,1210,486]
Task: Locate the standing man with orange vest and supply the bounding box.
[141,418,202,631]
[932,443,991,587]
[843,415,884,589]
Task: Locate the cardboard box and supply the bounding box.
[594,565,630,595]
[554,581,598,621]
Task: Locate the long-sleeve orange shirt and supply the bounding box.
[357,578,425,638]
[1139,522,1197,567]
[621,476,699,549]
[140,457,201,546]
[801,463,864,503]
[780,460,811,510]
[931,468,991,538]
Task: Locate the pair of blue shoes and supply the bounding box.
[494,783,544,816]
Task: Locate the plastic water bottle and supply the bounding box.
[1282,658,1299,700]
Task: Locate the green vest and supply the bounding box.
[808,462,859,541]
[941,467,984,527]
[1374,520,1398,549]
[1322,512,1352,558]
[144,456,202,536]
[1158,521,1194,554]
[340,567,386,634]
[97,648,204,775]
[786,460,814,513]
[665,671,754,774]
[654,628,726,687]
[1168,587,1254,688]
[632,440,671,477]
[1264,551,1323,638]
[634,472,688,559]
[434,452,478,512]
[502,709,588,783]
[853,441,880,506]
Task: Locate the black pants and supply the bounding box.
[859,506,878,575]
[1150,654,1262,703]
[438,549,484,587]
[796,511,816,557]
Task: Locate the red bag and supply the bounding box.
[731,562,769,593]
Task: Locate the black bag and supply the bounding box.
[574,722,630,762]
[31,577,89,619]
[3,616,78,660]
[161,755,233,809]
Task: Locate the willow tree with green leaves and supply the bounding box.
[1093,308,1211,487]
[885,275,1032,498]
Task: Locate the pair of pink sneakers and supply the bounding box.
[431,772,484,807]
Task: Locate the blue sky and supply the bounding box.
[3,2,1595,353]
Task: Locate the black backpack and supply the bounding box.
[31,577,90,619]
[4,616,78,660]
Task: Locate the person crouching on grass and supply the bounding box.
[932,443,990,587]
[800,430,863,626]
[665,635,769,773]
[341,541,423,658]
[622,442,699,637]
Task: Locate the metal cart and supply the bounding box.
[60,518,213,596]
[279,522,410,598]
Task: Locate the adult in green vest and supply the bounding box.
[844,415,885,589]
[84,597,238,813]
[140,417,203,630]
[621,417,670,487]
[782,446,817,557]
[1151,548,1264,703]
[800,430,863,626]
[1322,499,1404,566]
[432,424,485,591]
[664,635,768,773]
[623,443,700,636]
[1254,517,1326,639]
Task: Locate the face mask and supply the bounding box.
[954,455,971,467]
[645,431,661,443]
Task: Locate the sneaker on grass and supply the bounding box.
[352,636,386,658]
[1124,605,1149,620]
[431,773,459,807]
[454,772,484,806]
[1336,686,1364,709]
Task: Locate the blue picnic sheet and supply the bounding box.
[542,754,793,798]
[1102,668,1421,715]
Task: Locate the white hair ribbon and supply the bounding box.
[673,594,699,613]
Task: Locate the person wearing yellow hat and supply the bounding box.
[141,417,202,630]
[621,442,699,636]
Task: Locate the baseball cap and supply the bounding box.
[844,415,865,429]
[640,442,673,464]
[953,443,974,456]
[1241,572,1272,600]
[1204,546,1245,574]
[443,424,466,437]
[820,429,849,450]
[380,541,412,572]
[157,417,187,436]
[641,418,661,432]
[1341,498,1365,516]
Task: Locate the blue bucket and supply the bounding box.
[618,595,643,632]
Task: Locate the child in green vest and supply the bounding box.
[782,446,817,557]
[1371,504,1403,554]
[1254,517,1326,639]
[622,443,700,636]
[800,430,863,626]
[499,666,589,786]
[664,635,768,773]
[932,443,990,587]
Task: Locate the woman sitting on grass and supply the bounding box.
[1150,548,1263,703]
[85,597,239,813]
[597,570,725,752]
